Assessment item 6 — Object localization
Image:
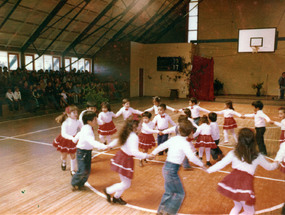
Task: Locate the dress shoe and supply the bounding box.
[206,161,212,166]
[70,170,76,176]
[113,197,127,205]
[104,188,111,203]
[61,162,66,171]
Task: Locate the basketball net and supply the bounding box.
[251,46,259,54]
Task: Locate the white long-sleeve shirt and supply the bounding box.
[210,122,220,141]
[98,111,116,125]
[61,117,81,140]
[207,150,278,175]
[145,105,175,115]
[108,132,148,159]
[215,109,242,118]
[13,91,21,100]
[152,135,204,166]
[274,119,285,131]
[189,118,198,128]
[244,110,271,128]
[75,124,108,150]
[115,107,143,120]
[141,121,159,134]
[152,113,176,130]
[275,141,285,163]
[193,123,212,139]
[5,92,14,101]
[181,105,210,119]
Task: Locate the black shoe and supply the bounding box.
[206,161,212,166]
[61,162,66,171]
[104,188,111,203]
[199,157,202,160]
[113,197,127,205]
[70,170,76,176]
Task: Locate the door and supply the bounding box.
[139,68,144,97]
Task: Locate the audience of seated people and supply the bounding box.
[0,67,128,115]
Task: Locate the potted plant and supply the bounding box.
[214,78,224,95]
[252,82,263,97]
[84,87,109,109]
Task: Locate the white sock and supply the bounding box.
[70,159,76,171]
[106,135,111,144]
[223,130,229,142]
[232,130,238,143]
[199,147,204,158]
[205,148,211,161]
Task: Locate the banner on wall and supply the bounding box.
[188,55,215,101]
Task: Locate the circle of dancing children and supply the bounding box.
[207,128,278,215]
[193,115,217,166]
[138,111,159,166]
[215,100,242,144]
[53,105,81,175]
[97,102,117,144]
[71,111,109,190]
[151,120,205,215]
[104,117,153,205]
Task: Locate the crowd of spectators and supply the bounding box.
[0,67,129,115]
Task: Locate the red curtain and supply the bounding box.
[188,55,215,101]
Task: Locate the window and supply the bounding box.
[44,55,52,71]
[0,51,8,68]
[78,59,84,72]
[188,1,198,43]
[53,57,60,71]
[85,59,91,72]
[25,54,34,71]
[71,57,78,71]
[65,58,71,72]
[8,53,19,70]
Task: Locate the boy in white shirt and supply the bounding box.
[243,101,271,155]
[153,104,176,155]
[5,88,14,111]
[71,111,108,190]
[115,98,142,120]
[13,86,21,111]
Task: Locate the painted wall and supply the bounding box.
[198,0,285,96]
[130,42,193,98]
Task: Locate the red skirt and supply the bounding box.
[111,149,134,179]
[98,121,117,135]
[218,169,255,206]
[223,117,237,130]
[280,161,285,173]
[280,130,285,144]
[138,133,156,150]
[52,134,76,154]
[195,135,217,149]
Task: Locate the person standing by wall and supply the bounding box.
[278,72,285,99]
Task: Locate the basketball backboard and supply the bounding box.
[238,28,276,53]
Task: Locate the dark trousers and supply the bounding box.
[211,139,223,160]
[255,127,267,155]
[280,88,285,99]
[71,149,92,187]
[157,134,169,155]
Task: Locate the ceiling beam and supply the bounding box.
[0,0,9,8]
[21,0,67,53]
[63,0,119,57]
[136,0,184,43]
[0,0,22,29]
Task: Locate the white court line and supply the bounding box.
[13,126,60,138]
[8,137,53,146]
[0,112,59,124]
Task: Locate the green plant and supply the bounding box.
[84,87,109,109]
[214,78,224,95]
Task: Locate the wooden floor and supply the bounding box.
[0,96,284,215]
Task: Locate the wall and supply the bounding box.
[130,42,193,98]
[198,0,285,96]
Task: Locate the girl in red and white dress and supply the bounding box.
[215,100,242,144]
[98,102,117,144]
[275,141,285,213]
[193,115,216,166]
[53,105,81,175]
[207,128,278,215]
[104,117,152,205]
[138,111,159,166]
[271,107,285,144]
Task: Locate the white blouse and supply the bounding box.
[215,109,242,118]
[115,107,143,120]
[61,117,81,140]
[141,121,159,134]
[193,123,212,138]
[98,111,116,125]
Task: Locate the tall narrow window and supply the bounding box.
[44,55,52,71]
[85,59,91,72]
[25,54,34,71]
[53,57,60,71]
[71,57,78,71]
[65,58,71,72]
[188,1,198,43]
[35,54,44,71]
[8,53,19,70]
[78,59,84,72]
[0,51,8,68]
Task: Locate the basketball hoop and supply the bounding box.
[251,46,259,54]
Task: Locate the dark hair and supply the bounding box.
[279,107,285,114]
[208,112,217,122]
[118,117,140,146]
[178,115,189,123]
[101,102,111,111]
[159,103,166,110]
[252,100,263,110]
[234,128,258,164]
[190,97,198,104]
[142,111,152,119]
[183,108,192,118]
[153,96,161,103]
[82,111,97,125]
[225,100,234,110]
[55,105,79,124]
[122,98,129,104]
[86,101,96,108]
[200,115,209,125]
[179,120,193,137]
